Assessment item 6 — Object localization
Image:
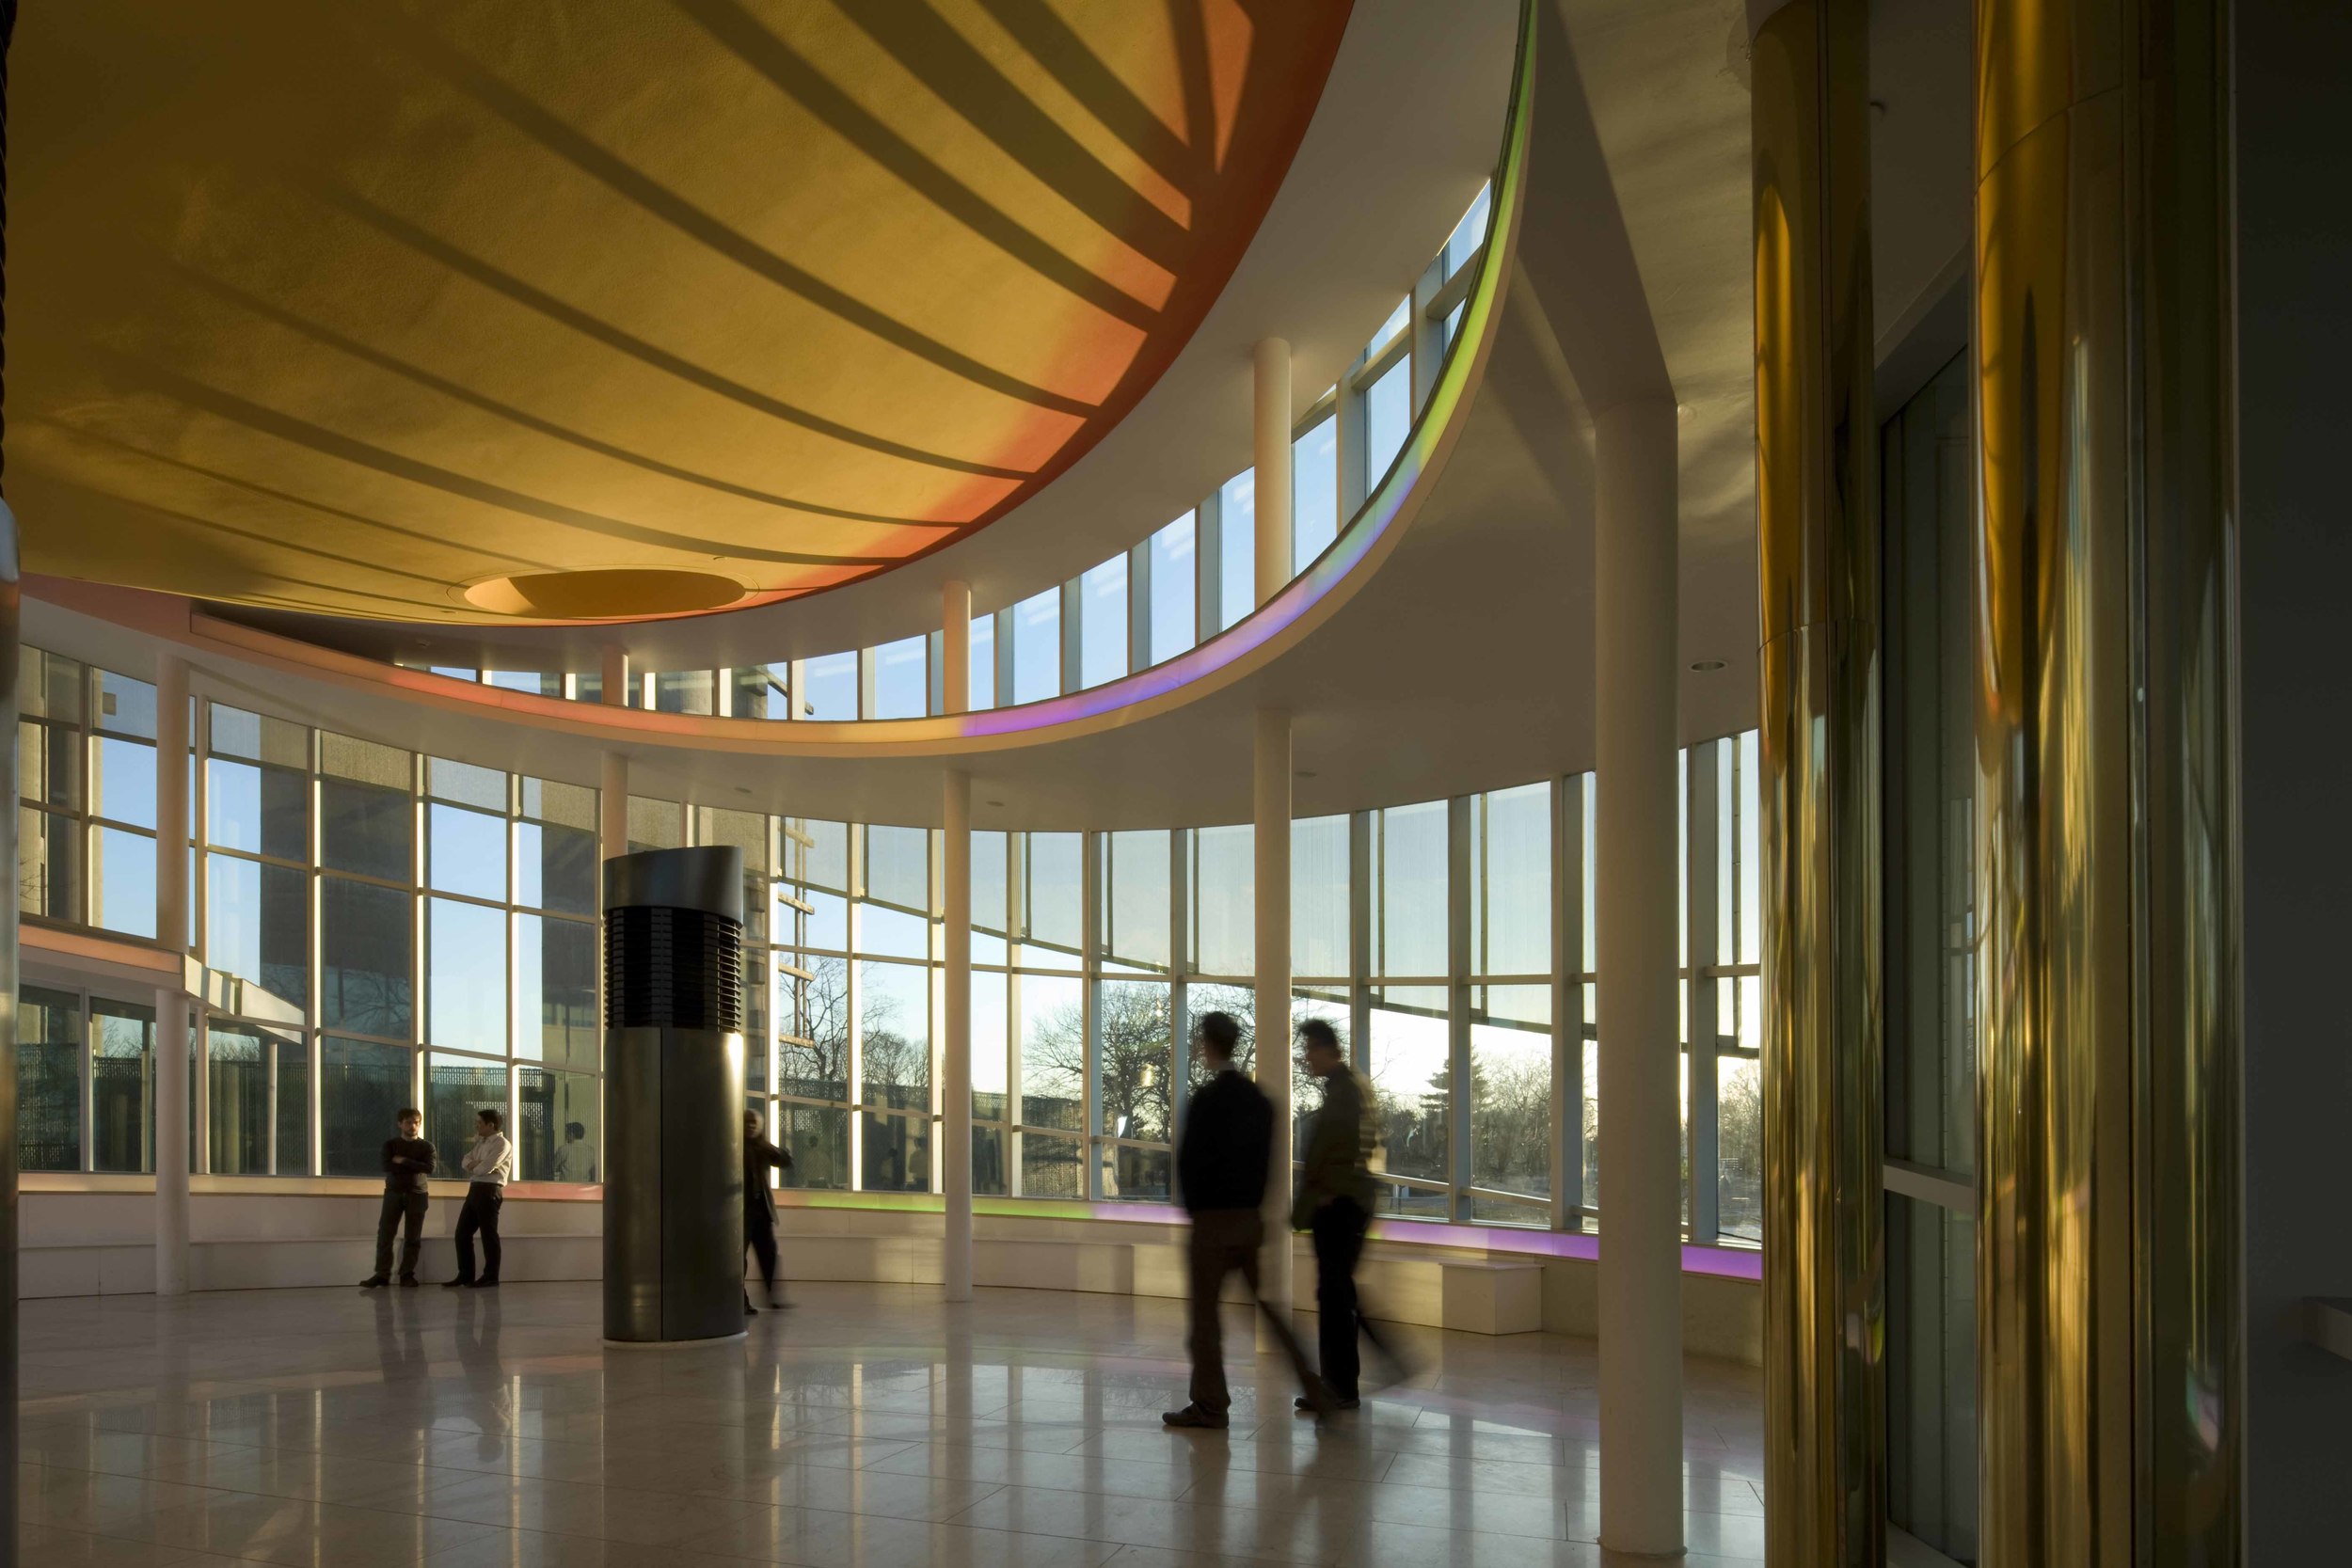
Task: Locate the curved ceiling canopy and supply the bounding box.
[9,0,1350,624]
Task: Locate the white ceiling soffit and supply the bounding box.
[219,0,1524,675]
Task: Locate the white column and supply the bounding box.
[942,769,973,1302]
[942,581,972,717]
[601,642,629,709]
[1252,709,1293,1326]
[153,655,191,1296]
[1252,338,1293,608]
[1594,398,1683,1557]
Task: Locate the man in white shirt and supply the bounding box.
[444,1107,512,1289]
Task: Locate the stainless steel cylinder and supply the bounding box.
[603,847,748,1345]
[1752,2,1883,1565]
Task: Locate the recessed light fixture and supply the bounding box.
[734,785,753,796]
[1690,659,1726,673]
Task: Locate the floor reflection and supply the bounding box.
[17,1281,1766,1566]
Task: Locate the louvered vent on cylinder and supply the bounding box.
[605,906,743,1031]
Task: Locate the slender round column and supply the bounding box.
[1594,397,1681,1559]
[1252,709,1293,1328]
[153,653,191,1297]
[942,581,972,717]
[942,768,974,1302]
[1252,339,1292,608]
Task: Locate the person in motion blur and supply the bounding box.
[744,1107,794,1314]
[360,1106,434,1288]
[1294,1019,1406,1411]
[443,1108,511,1289]
[1162,1011,1329,1430]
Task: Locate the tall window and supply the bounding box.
[1216,472,1256,632]
[870,635,929,720]
[1294,414,1339,573]
[1080,557,1127,689]
[20,651,162,936]
[1148,513,1197,665]
[1012,588,1060,705]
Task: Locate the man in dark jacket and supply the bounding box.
[360,1107,434,1288]
[1163,1011,1327,1429]
[1295,1020,1402,1410]
[744,1108,794,1314]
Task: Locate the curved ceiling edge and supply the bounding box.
[40,5,1537,768]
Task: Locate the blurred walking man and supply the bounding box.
[1163,1011,1328,1429]
[1295,1020,1403,1411]
[744,1107,794,1314]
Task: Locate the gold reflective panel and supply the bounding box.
[1971,0,2208,1559]
[8,2,1354,623]
[1754,2,1882,1563]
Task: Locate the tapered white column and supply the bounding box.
[1253,709,1293,1323]
[153,654,191,1296]
[1594,397,1682,1557]
[942,581,971,717]
[942,768,973,1302]
[1253,339,1292,608]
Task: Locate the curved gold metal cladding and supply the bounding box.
[1971,0,2137,1559]
[1752,2,1883,1563]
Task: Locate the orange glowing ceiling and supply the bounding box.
[8,1,1350,624]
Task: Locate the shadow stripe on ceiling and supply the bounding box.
[971,0,1202,192]
[77,347,906,567]
[678,0,1160,329]
[378,15,1098,417]
[167,261,960,533]
[306,181,1034,485]
[31,419,564,575]
[833,0,1194,272]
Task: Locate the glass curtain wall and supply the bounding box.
[18,665,1764,1252]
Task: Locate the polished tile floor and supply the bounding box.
[17,1281,1765,1567]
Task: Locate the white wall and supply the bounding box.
[18,1187,1763,1366]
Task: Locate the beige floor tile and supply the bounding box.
[13,1280,1766,1568]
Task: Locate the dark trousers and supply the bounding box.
[373,1191,427,1281]
[1184,1208,1317,1413]
[746,1213,778,1300]
[1311,1196,1391,1400]
[453,1184,502,1283]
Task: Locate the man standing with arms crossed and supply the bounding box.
[444,1107,511,1289]
[360,1106,434,1288]
[1162,1011,1328,1429]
